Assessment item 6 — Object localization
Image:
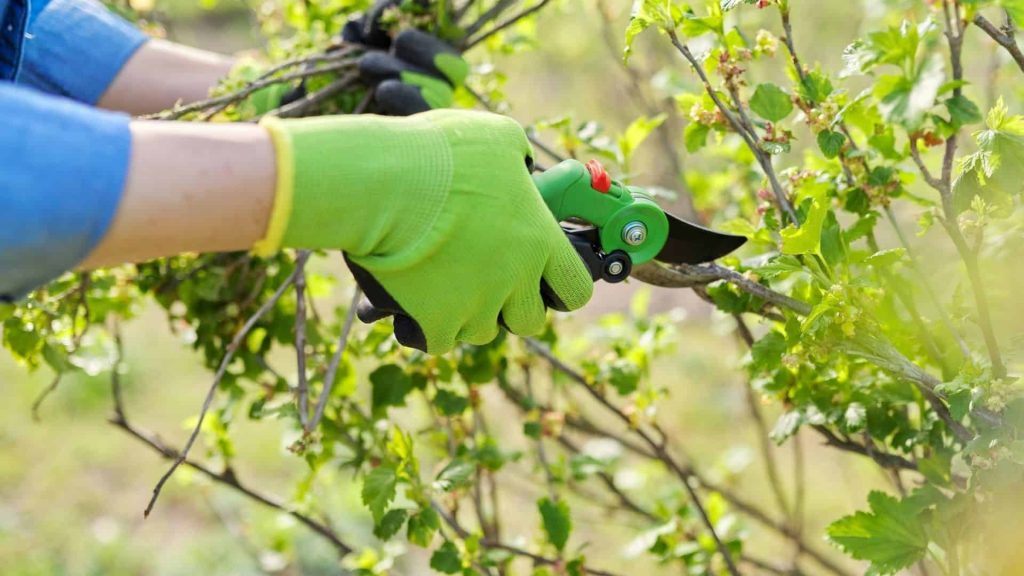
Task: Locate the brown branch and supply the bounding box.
[666,31,798,224]
[434,501,621,576]
[631,261,813,315]
[462,0,519,38]
[106,316,353,555]
[143,254,309,517]
[271,72,361,119]
[811,426,917,471]
[463,0,552,50]
[308,286,361,432]
[926,1,1007,379]
[294,251,311,431]
[735,316,792,523]
[525,340,745,576]
[524,338,854,576]
[973,13,1024,74]
[149,52,358,121]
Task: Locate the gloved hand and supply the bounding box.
[255,109,593,354]
[342,0,468,115]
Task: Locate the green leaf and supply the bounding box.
[408,507,441,547]
[1001,0,1024,26]
[781,199,828,255]
[538,497,572,552]
[751,331,786,373]
[953,98,1024,213]
[720,0,757,10]
[619,114,666,162]
[434,458,476,492]
[797,69,833,104]
[827,491,929,575]
[373,509,408,540]
[817,130,846,159]
[434,389,469,416]
[430,541,463,574]
[945,94,982,127]
[864,248,906,268]
[875,54,944,127]
[678,1,724,38]
[684,122,711,152]
[749,83,794,122]
[362,465,398,521]
[370,364,413,416]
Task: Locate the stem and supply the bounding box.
[308,286,361,432]
[524,338,853,576]
[143,254,309,517]
[666,31,798,224]
[294,252,311,430]
[973,13,1024,74]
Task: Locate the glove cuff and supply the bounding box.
[253,117,296,256]
[253,113,453,258]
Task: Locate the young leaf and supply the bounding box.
[408,507,441,547]
[373,509,409,540]
[749,83,794,122]
[619,114,667,162]
[371,364,413,416]
[780,199,828,255]
[827,491,928,575]
[875,54,944,127]
[863,248,906,268]
[538,497,572,552]
[684,122,711,152]
[434,458,476,492]
[362,465,398,521]
[434,388,469,416]
[720,0,757,10]
[817,130,846,159]
[430,541,463,574]
[945,94,982,127]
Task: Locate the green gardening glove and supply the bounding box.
[255,109,593,354]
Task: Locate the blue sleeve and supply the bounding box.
[0,82,130,302]
[17,0,147,104]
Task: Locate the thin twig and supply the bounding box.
[295,252,311,431]
[463,0,552,50]
[667,32,798,224]
[735,316,792,523]
[973,13,1024,74]
[462,0,518,38]
[271,73,361,119]
[524,340,742,576]
[150,53,358,121]
[143,255,309,517]
[524,338,854,576]
[308,287,361,432]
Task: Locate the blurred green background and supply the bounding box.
[2,0,1021,574]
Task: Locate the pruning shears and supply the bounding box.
[533,159,746,307]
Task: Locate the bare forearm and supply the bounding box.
[81,122,276,269]
[98,39,235,116]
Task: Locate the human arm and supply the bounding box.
[18,0,233,115]
[0,85,592,352]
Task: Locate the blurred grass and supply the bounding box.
[4,0,1021,573]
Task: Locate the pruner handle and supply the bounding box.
[540,226,631,311]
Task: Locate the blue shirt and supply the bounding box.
[1,0,146,300]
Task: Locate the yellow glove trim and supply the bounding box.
[253,117,296,257]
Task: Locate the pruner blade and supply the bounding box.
[655,211,747,265]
